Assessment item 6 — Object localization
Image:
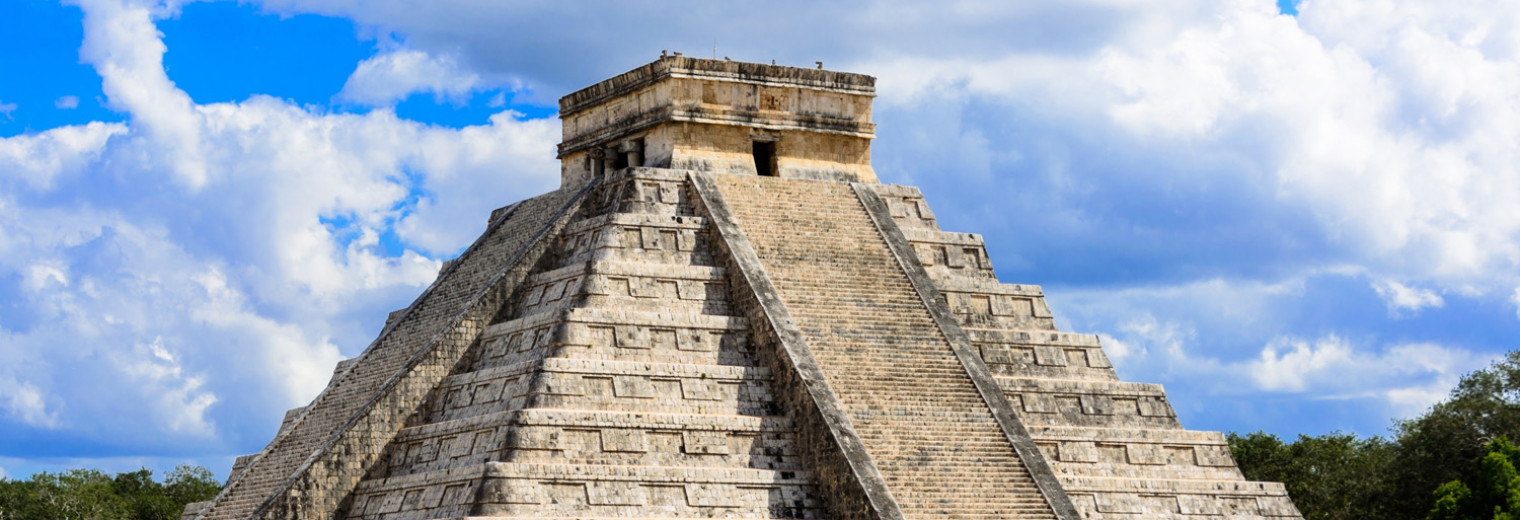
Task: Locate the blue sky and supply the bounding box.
[3,0,1520,482]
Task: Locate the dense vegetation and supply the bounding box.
[1232,350,1520,520]
[0,465,220,520]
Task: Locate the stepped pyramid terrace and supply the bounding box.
[184,55,1305,520]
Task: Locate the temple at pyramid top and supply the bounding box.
[557,55,879,187]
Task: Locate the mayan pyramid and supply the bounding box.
[184,56,1304,520]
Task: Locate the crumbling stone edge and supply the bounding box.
[190,195,520,519]
[852,183,1085,520]
[689,171,905,520]
[211,180,595,520]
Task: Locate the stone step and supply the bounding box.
[1028,426,1243,480]
[927,276,1057,331]
[590,168,696,217]
[924,270,1045,298]
[868,184,937,229]
[968,329,1114,379]
[561,211,710,237]
[967,328,1101,347]
[510,261,731,319]
[952,309,1059,333]
[998,377,1182,430]
[476,309,756,370]
[1062,475,1291,495]
[976,343,1118,382]
[896,227,998,280]
[553,212,715,269]
[1061,477,1299,519]
[422,358,780,423]
[376,409,804,478]
[487,308,747,338]
[519,261,728,297]
[998,377,1172,398]
[897,226,985,248]
[345,463,824,520]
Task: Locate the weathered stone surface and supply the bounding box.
[558,55,879,187]
[190,56,1302,520]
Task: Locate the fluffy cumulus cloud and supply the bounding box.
[0,377,57,429]
[338,48,483,106]
[1248,336,1472,402]
[0,0,558,459]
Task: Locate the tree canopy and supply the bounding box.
[0,465,220,520]
[1230,350,1520,520]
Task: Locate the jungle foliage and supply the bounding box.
[0,465,219,520]
[1231,351,1520,520]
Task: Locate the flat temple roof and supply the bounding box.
[559,55,876,117]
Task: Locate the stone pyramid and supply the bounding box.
[185,56,1305,520]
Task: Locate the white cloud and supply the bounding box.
[1115,314,1194,365]
[1510,286,1520,320]
[55,96,80,109]
[0,377,59,429]
[338,48,482,107]
[0,0,558,451]
[189,267,344,406]
[119,336,218,437]
[0,101,15,118]
[1096,333,1134,360]
[1247,337,1483,416]
[1372,279,1445,315]
[0,121,127,190]
[1250,335,1359,392]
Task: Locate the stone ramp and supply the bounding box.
[195,184,592,520]
[706,174,1066,520]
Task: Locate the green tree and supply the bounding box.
[1229,430,1397,520]
[1426,437,1520,520]
[0,466,220,520]
[161,466,220,508]
[1396,351,1520,519]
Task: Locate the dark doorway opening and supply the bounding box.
[752,140,777,176]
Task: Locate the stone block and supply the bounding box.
[601,429,650,453]
[682,431,730,455]
[586,482,647,505]
[479,479,544,504]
